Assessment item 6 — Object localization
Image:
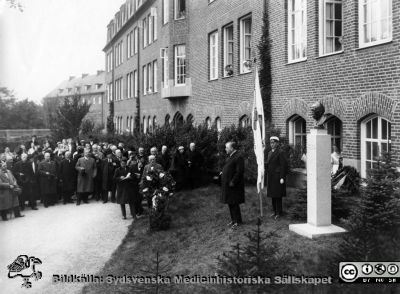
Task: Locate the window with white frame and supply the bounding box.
[240,15,252,73]
[319,0,343,55]
[215,117,222,132]
[359,0,392,48]
[148,116,153,133]
[161,48,169,88]
[127,33,131,59]
[325,116,342,150]
[163,0,169,24]
[153,9,158,40]
[205,117,211,129]
[288,0,307,62]
[127,73,131,98]
[209,31,218,80]
[174,44,186,85]
[143,65,147,95]
[153,60,158,92]
[148,63,153,93]
[288,115,307,151]
[361,115,391,177]
[143,116,147,133]
[223,24,234,77]
[148,14,153,44]
[239,115,250,128]
[175,0,185,20]
[143,18,148,47]
[153,116,157,129]
[134,70,138,97]
[134,27,138,54]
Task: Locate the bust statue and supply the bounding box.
[310,101,328,129]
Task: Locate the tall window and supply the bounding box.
[289,115,307,150]
[205,117,211,129]
[359,0,392,48]
[240,16,252,73]
[239,115,250,128]
[127,33,131,59]
[163,0,169,24]
[143,116,147,134]
[174,44,186,85]
[209,31,218,80]
[319,0,343,55]
[223,24,234,77]
[325,116,342,150]
[148,14,153,44]
[148,63,153,93]
[215,117,222,132]
[143,65,147,95]
[143,18,148,47]
[127,73,131,98]
[153,116,157,129]
[153,8,158,40]
[175,0,186,20]
[134,70,138,97]
[161,48,169,88]
[153,60,158,92]
[134,27,138,54]
[148,116,152,133]
[288,0,307,62]
[361,116,391,177]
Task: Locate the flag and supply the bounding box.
[252,65,265,194]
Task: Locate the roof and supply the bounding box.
[44,71,106,98]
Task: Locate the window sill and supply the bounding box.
[356,39,392,51]
[174,17,186,21]
[239,70,252,76]
[209,78,218,82]
[316,50,344,59]
[208,0,216,5]
[222,75,234,79]
[287,57,307,65]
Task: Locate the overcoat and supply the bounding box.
[102,158,119,191]
[220,151,245,205]
[113,166,139,204]
[0,170,20,210]
[38,160,57,195]
[75,156,97,193]
[59,158,77,193]
[266,147,288,198]
[12,160,34,202]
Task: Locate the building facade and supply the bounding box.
[103,0,264,134]
[269,0,400,177]
[43,71,106,126]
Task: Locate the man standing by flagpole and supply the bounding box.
[252,62,266,217]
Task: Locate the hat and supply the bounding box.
[178,146,184,150]
[104,149,112,156]
[270,136,279,142]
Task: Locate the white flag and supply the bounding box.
[252,65,265,193]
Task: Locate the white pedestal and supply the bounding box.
[289,128,346,239]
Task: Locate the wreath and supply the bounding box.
[139,167,176,231]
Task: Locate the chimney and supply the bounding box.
[82,73,89,78]
[69,76,75,81]
[97,70,104,75]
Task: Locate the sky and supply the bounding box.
[0,0,124,104]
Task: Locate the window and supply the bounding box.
[161,48,169,87]
[205,117,211,129]
[240,15,252,73]
[85,85,91,91]
[209,31,218,80]
[127,72,134,98]
[361,115,391,177]
[143,65,147,95]
[319,0,343,55]
[106,83,112,103]
[143,116,147,134]
[325,116,342,151]
[148,63,153,93]
[359,0,392,48]
[288,0,307,62]
[130,116,134,132]
[174,45,186,85]
[165,114,170,126]
[148,14,153,44]
[239,115,250,128]
[289,115,307,150]
[175,0,185,20]
[153,116,157,129]
[115,78,123,101]
[148,116,153,133]
[215,117,222,132]
[127,33,131,59]
[153,60,158,92]
[143,18,148,47]
[223,24,234,77]
[163,0,169,24]
[134,27,139,54]
[134,70,138,97]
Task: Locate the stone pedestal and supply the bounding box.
[289,128,346,239]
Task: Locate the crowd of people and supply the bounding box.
[0,135,204,221]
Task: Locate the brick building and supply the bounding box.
[43,71,106,126]
[103,0,264,134]
[268,0,399,177]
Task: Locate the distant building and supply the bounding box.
[103,0,264,134]
[43,71,106,127]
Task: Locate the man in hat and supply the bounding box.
[266,136,288,219]
[102,149,119,203]
[38,152,58,207]
[59,151,77,204]
[75,148,97,205]
[12,153,37,210]
[220,141,245,230]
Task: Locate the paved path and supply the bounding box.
[0,201,132,294]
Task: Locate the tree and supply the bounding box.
[50,95,91,139]
[5,0,23,11]
[106,100,115,134]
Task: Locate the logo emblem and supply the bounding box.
[362,264,373,275]
[374,264,386,275]
[387,264,399,275]
[340,264,358,282]
[7,255,42,288]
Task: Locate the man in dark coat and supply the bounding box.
[12,153,38,210]
[75,148,97,205]
[113,158,140,219]
[266,136,288,219]
[140,155,164,208]
[159,145,171,171]
[38,152,58,207]
[220,141,245,230]
[171,146,187,191]
[59,151,77,204]
[102,149,119,203]
[93,151,104,201]
[187,142,204,189]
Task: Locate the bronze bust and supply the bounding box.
[311,101,328,129]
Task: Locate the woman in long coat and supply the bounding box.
[113,158,140,219]
[0,161,23,220]
[266,137,288,219]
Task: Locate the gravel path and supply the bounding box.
[0,201,132,294]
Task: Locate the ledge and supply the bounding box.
[161,78,192,99]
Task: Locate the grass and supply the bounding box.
[82,185,399,294]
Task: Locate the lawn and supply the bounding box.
[82,185,398,294]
